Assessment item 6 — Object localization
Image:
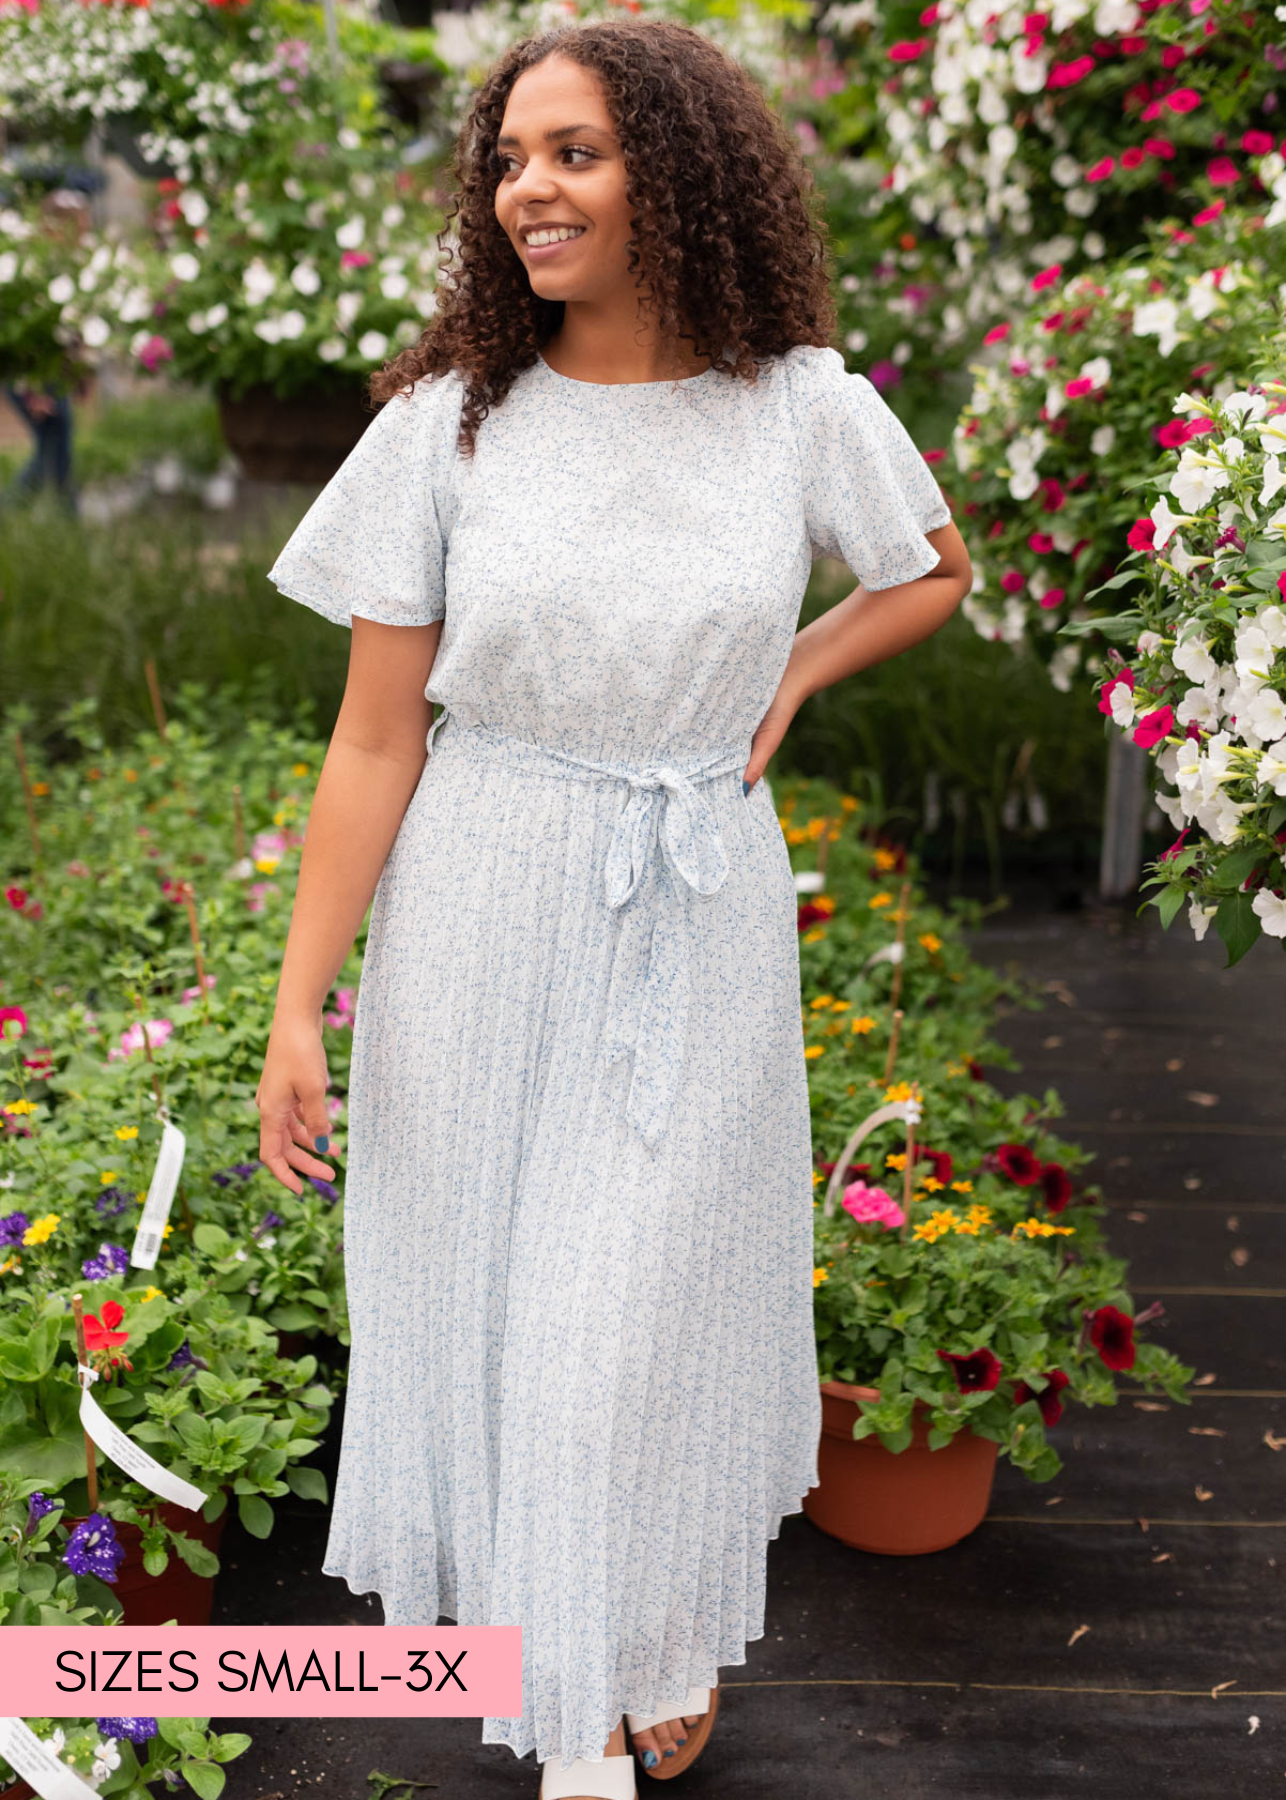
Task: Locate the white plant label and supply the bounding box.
[78,1369,208,1511]
[0,1718,102,1800]
[129,1116,185,1270]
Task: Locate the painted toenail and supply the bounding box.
[663,1749,676,1758]
[676,1736,687,1744]
[641,1751,658,1769]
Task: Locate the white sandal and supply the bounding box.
[625,1685,719,1780]
[539,1747,638,1799]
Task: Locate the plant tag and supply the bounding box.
[130,1115,185,1270]
[77,1367,208,1511]
[865,941,905,969]
[0,1718,102,1800]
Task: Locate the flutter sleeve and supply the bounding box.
[266,370,462,628]
[784,344,952,591]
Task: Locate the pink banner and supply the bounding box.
[0,1626,522,1717]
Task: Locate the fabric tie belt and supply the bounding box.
[425,707,747,1151]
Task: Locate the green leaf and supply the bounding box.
[192,1224,233,1257]
[170,1533,220,1578]
[237,1492,274,1539]
[286,1466,328,1504]
[1214,890,1262,967]
[179,1757,226,1800]
[1156,885,1186,929]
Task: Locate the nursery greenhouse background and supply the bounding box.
[1,0,1285,1795]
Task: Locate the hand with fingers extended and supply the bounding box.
[255,1013,339,1196]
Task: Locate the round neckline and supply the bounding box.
[535,350,719,389]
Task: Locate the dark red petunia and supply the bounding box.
[998,1142,1042,1185]
[797,902,830,931]
[1041,1162,1073,1213]
[1089,1305,1135,1371]
[937,1346,1004,1393]
[817,1158,872,1182]
[1014,1368,1071,1425]
[915,1144,954,1185]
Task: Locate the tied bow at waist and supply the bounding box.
[426,708,747,1151]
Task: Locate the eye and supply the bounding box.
[497,145,597,174]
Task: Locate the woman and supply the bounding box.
[257,19,971,1799]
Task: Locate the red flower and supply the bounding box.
[816,1158,872,1183]
[1041,1162,1073,1213]
[84,1300,130,1353]
[997,1142,1042,1185]
[1089,1305,1135,1371]
[1133,704,1174,749]
[797,902,830,931]
[937,1347,1003,1393]
[1014,1368,1070,1425]
[915,1144,954,1185]
[0,1005,28,1039]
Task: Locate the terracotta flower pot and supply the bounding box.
[216,380,373,484]
[62,1497,229,1625]
[803,1380,999,1555]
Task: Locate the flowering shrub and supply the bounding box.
[950,204,1283,686]
[811,0,1286,383]
[1078,360,1286,959]
[126,148,451,398]
[0,1682,247,1796]
[0,193,152,388]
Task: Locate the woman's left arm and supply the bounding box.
[743,521,972,790]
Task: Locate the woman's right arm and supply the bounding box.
[256,616,444,1194]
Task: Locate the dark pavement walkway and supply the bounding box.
[213,893,1285,1799]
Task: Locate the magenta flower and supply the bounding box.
[1133,705,1174,749]
[106,1018,174,1063]
[841,1180,905,1230]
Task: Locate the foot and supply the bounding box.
[542,1718,635,1800]
[630,1698,708,1773]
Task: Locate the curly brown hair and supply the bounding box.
[369,16,839,456]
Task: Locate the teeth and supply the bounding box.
[526,227,585,246]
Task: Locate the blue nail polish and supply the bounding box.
[314,1135,329,1152]
[663,1749,676,1758]
[742,779,750,795]
[641,1751,658,1769]
[676,1736,687,1745]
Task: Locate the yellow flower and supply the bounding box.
[830,999,851,1012]
[885,1152,908,1171]
[785,827,808,846]
[918,932,942,954]
[291,762,310,776]
[806,817,828,839]
[777,815,792,829]
[869,892,893,909]
[140,1286,164,1302]
[851,1015,876,1034]
[162,1223,173,1239]
[917,1174,944,1194]
[3,1098,37,1116]
[0,1254,21,1275]
[953,1218,981,1236]
[32,780,50,796]
[123,768,138,782]
[912,1219,950,1243]
[255,856,281,874]
[812,1170,823,1186]
[99,1171,117,1185]
[950,1180,975,1194]
[810,994,836,1010]
[840,796,859,813]
[945,1059,967,1078]
[928,1207,961,1232]
[884,1080,915,1103]
[135,1190,147,1204]
[873,847,899,870]
[824,1020,844,1036]
[114,1125,139,1140]
[804,1044,826,1059]
[802,928,826,943]
[813,1266,830,1287]
[22,1214,60,1246]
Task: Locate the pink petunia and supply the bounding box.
[1097,667,1134,717]
[1133,705,1174,749]
[1164,87,1202,114]
[841,1180,905,1230]
[1128,518,1157,552]
[1031,263,1062,293]
[1038,588,1066,610]
[106,1018,174,1063]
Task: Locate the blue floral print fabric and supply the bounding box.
[266,344,950,1770]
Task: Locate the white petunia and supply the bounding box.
[1171,448,1229,512]
[81,316,110,348]
[318,338,346,362]
[380,271,409,301]
[1109,680,1137,728]
[48,273,75,305]
[1091,423,1116,457]
[1078,354,1111,390]
[290,263,321,295]
[1188,897,1218,942]
[206,302,229,329]
[1246,688,1286,744]
[1175,685,1218,730]
[1252,889,1286,937]
[170,252,200,282]
[357,329,389,361]
[336,216,366,250]
[178,190,209,227]
[277,309,306,339]
[1150,496,1190,552]
[242,257,276,304]
[1261,455,1286,509]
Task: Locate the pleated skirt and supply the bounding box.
[322,716,822,1769]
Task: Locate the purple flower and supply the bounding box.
[96,1718,158,1744]
[95,1186,130,1219]
[0,1210,30,1247]
[82,1242,131,1281]
[232,1160,262,1179]
[167,1339,197,1370]
[63,1512,126,1583]
[26,1490,61,1536]
[252,1210,284,1239]
[307,1176,338,1204]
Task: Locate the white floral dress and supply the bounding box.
[266,344,951,1770]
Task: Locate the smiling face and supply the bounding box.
[493,54,638,310]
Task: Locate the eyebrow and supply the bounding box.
[495,123,611,149]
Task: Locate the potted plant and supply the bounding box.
[807,1106,1196,1553]
[0,1714,250,1800]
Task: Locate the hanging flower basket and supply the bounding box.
[1,1778,36,1800]
[803,1380,1000,1556]
[216,380,373,484]
[60,1496,230,1626]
